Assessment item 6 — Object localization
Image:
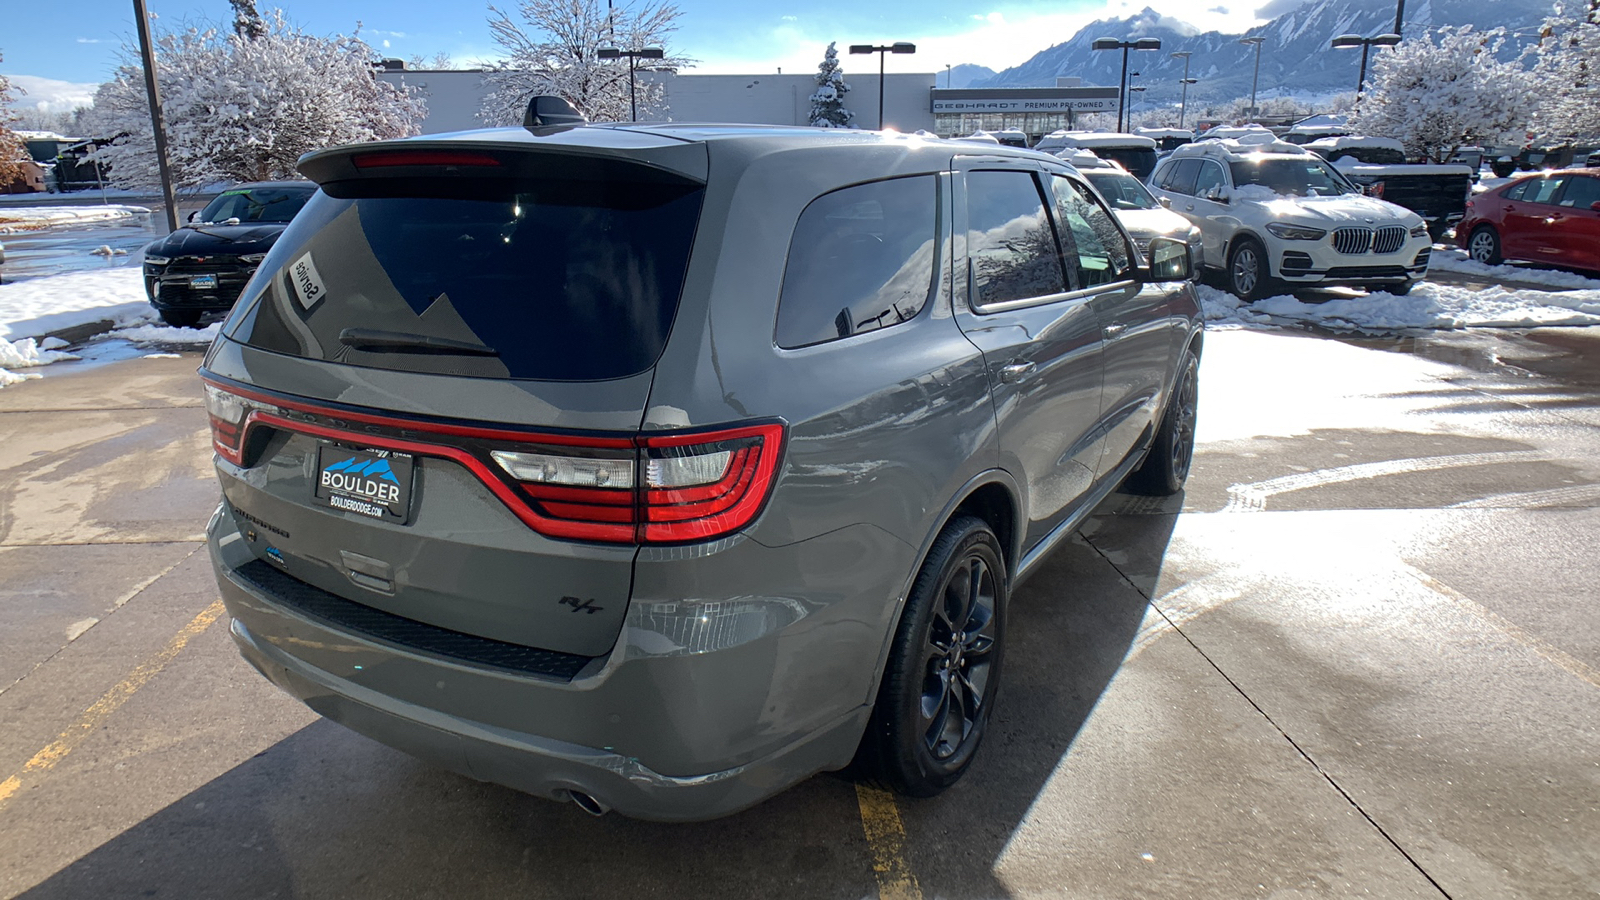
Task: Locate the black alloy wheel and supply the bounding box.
[1126,348,1199,495]
[856,516,1007,796]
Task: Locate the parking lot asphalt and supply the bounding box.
[1,329,1597,899]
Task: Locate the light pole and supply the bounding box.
[850,42,917,130]
[131,0,178,233]
[1330,33,1400,106]
[945,63,952,89]
[597,45,664,122]
[1239,36,1265,122]
[1091,36,1162,133]
[1170,51,1197,130]
[1393,0,1406,37]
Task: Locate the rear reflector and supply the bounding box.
[352,150,504,169]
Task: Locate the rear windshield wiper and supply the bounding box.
[338,328,499,356]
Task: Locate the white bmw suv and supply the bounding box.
[1147,134,1431,300]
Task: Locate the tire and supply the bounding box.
[1467,226,1502,265]
[1124,349,1199,496]
[855,516,1007,797]
[1227,237,1276,302]
[158,308,203,328]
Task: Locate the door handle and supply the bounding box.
[1185,204,1195,212]
[996,361,1035,384]
[1103,323,1127,339]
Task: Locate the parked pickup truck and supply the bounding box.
[1306,136,1474,240]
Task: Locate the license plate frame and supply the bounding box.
[190,273,218,289]
[312,443,415,523]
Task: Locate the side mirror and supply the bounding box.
[1158,196,1172,209]
[187,210,199,223]
[1143,237,1192,282]
[1591,201,1600,212]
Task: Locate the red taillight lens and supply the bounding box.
[352,150,503,169]
[641,423,785,542]
[202,376,784,545]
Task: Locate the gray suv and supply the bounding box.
[201,119,1203,821]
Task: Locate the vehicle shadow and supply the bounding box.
[13,499,1180,900]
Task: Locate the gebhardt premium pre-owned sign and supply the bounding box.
[930,87,1120,114]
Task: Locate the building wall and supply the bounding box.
[380,69,939,134]
[377,70,494,135]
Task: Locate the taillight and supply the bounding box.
[203,376,784,545]
[352,150,503,169]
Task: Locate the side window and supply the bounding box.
[1193,161,1227,197]
[965,170,1067,307]
[776,175,939,348]
[1051,175,1133,287]
[1502,180,1531,201]
[1162,158,1201,195]
[1557,175,1600,208]
[1527,177,1567,206]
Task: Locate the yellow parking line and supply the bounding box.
[1407,567,1600,690]
[0,599,227,812]
[855,783,924,900]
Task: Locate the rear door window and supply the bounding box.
[776,176,939,348]
[223,178,704,381]
[965,170,1067,308]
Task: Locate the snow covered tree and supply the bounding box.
[809,42,854,128]
[480,0,692,125]
[230,0,267,40]
[1351,27,1537,163]
[0,51,26,186]
[85,10,424,190]
[1529,1,1600,143]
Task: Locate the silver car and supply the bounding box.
[202,109,1203,821]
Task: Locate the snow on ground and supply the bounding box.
[0,205,152,234]
[1198,281,1600,331]
[0,336,78,387]
[111,322,222,345]
[1426,246,1600,290]
[0,268,152,342]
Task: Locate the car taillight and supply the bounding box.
[203,375,784,545]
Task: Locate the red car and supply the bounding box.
[1458,168,1600,272]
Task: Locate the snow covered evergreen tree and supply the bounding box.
[230,0,268,40]
[86,10,424,189]
[809,42,854,128]
[480,0,692,125]
[0,51,25,186]
[1350,27,1537,163]
[1530,0,1600,143]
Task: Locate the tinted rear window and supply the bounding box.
[224,179,703,381]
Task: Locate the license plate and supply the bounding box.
[312,444,414,522]
[190,274,218,289]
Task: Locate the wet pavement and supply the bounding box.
[0,327,1597,898]
[0,215,162,283]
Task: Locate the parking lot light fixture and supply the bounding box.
[850,42,917,130]
[1170,51,1197,130]
[597,45,665,122]
[1092,36,1162,133]
[1239,36,1265,122]
[1332,33,1401,106]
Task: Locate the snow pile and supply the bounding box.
[0,205,151,234]
[0,268,151,341]
[111,321,221,345]
[1427,248,1600,290]
[0,335,78,387]
[1198,282,1600,332]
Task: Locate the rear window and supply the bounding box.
[223,178,703,381]
[1095,147,1158,180]
[199,186,314,224]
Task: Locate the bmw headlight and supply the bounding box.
[1409,224,1428,238]
[1266,223,1328,241]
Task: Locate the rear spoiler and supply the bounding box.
[297,134,708,189]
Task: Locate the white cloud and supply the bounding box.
[383,39,392,48]
[75,38,107,44]
[5,75,99,113]
[689,1,1268,76]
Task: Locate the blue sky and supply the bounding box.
[1,0,1274,111]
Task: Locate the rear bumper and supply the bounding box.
[208,506,901,821]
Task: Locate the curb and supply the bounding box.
[41,319,122,346]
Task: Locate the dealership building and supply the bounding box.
[377,68,1120,142]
